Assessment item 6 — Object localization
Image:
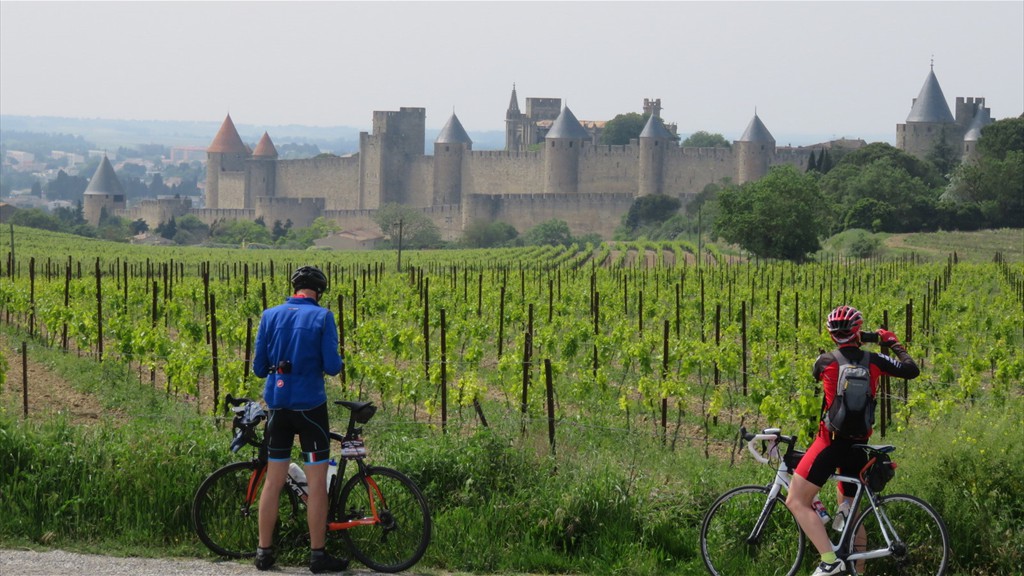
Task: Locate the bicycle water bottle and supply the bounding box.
[326,459,339,492]
[812,496,830,524]
[288,462,309,502]
[832,500,851,532]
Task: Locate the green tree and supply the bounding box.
[209,219,272,246]
[9,208,63,231]
[926,126,959,178]
[681,131,730,148]
[293,216,341,248]
[823,158,938,233]
[155,217,177,240]
[461,220,519,248]
[44,170,88,202]
[373,203,442,249]
[807,150,818,172]
[130,219,149,235]
[617,194,682,239]
[714,165,828,261]
[600,112,649,145]
[977,116,1024,161]
[524,219,573,247]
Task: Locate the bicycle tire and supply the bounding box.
[700,484,805,576]
[845,493,949,576]
[192,460,302,558]
[336,465,431,573]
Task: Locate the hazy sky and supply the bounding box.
[1,1,1022,145]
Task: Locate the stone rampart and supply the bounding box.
[274,156,361,211]
[255,197,325,228]
[463,192,634,239]
[462,150,545,196]
[190,208,256,226]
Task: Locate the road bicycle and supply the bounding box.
[192,395,432,573]
[700,427,949,576]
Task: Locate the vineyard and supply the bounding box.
[1,225,1023,574]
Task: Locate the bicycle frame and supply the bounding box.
[743,429,904,565]
[226,395,383,534]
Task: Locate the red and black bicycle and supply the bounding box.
[192,395,431,573]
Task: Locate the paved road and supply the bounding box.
[0,549,409,576]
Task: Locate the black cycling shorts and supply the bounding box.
[265,402,331,464]
[795,435,868,497]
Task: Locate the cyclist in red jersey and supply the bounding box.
[786,305,919,576]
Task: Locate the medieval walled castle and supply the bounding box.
[87,67,995,240]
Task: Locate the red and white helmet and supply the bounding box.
[826,305,863,345]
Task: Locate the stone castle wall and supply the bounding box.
[273,155,361,211]
[463,193,633,239]
[461,150,545,196]
[218,172,247,210]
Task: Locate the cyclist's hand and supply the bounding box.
[877,328,899,347]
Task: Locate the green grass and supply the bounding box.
[2,331,1020,574]
[882,228,1023,263]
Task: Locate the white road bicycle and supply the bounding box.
[700,427,950,576]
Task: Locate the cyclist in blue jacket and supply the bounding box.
[252,265,346,573]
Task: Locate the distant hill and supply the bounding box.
[0,115,508,154]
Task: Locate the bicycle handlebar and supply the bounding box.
[740,427,797,465]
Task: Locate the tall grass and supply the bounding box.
[2,330,1021,574]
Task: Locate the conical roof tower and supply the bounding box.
[435,113,473,146]
[907,67,954,123]
[546,106,590,140]
[207,114,248,154]
[737,113,775,144]
[84,155,125,195]
[640,114,673,140]
[252,132,278,158]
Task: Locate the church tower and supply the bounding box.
[544,106,588,194]
[735,112,775,184]
[505,84,526,152]
[433,112,472,205]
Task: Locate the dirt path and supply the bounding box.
[0,333,108,423]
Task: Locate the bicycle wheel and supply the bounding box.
[192,461,302,558]
[700,484,805,576]
[846,493,949,576]
[336,466,431,573]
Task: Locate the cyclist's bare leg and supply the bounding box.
[258,460,289,548]
[786,472,834,557]
[304,462,329,549]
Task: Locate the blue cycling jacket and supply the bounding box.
[253,296,343,410]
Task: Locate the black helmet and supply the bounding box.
[290,265,328,297]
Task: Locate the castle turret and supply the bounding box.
[205,114,249,209]
[638,114,673,196]
[961,104,991,163]
[735,112,775,184]
[433,112,472,206]
[544,106,588,194]
[83,155,126,226]
[896,65,957,160]
[247,131,278,207]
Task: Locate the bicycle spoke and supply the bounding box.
[848,494,949,576]
[700,485,805,576]
[339,466,431,573]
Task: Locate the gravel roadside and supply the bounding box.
[0,549,398,576]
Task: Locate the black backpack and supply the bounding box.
[823,350,875,439]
